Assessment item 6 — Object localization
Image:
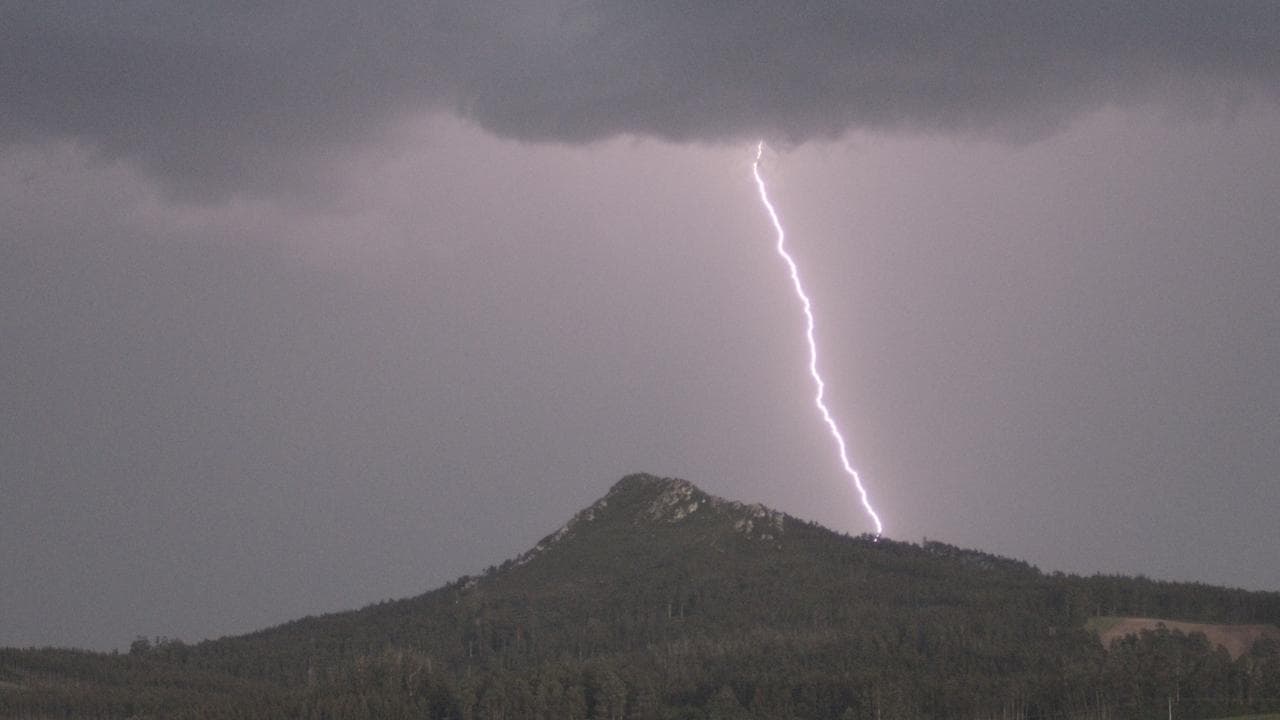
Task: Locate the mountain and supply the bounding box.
[3,474,1279,720]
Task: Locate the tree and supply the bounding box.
[129,635,152,656]
[708,685,747,720]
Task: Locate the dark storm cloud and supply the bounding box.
[3,2,1277,198]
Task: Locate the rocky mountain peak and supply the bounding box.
[514,475,790,566]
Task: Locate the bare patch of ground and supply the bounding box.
[1091,616,1280,659]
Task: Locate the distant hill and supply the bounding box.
[3,473,1279,720]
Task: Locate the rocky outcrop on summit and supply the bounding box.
[515,475,789,566]
[601,474,785,535]
[629,476,706,523]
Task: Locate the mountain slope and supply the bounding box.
[200,474,1058,675]
[3,474,1279,720]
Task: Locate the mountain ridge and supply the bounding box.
[515,474,792,566]
[3,473,1279,720]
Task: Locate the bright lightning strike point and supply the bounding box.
[752,142,885,538]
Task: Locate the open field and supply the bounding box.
[1085,615,1127,635]
[1088,616,1280,659]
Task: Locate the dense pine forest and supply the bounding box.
[4,474,1279,720]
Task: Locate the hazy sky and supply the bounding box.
[2,3,1278,651]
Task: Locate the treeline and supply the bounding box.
[5,629,1278,720]
[0,647,296,720]
[3,476,1279,719]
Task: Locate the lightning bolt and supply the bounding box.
[752,142,884,537]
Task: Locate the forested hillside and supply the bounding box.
[3,474,1278,720]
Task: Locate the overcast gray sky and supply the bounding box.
[2,3,1278,651]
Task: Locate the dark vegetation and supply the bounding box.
[3,474,1279,719]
